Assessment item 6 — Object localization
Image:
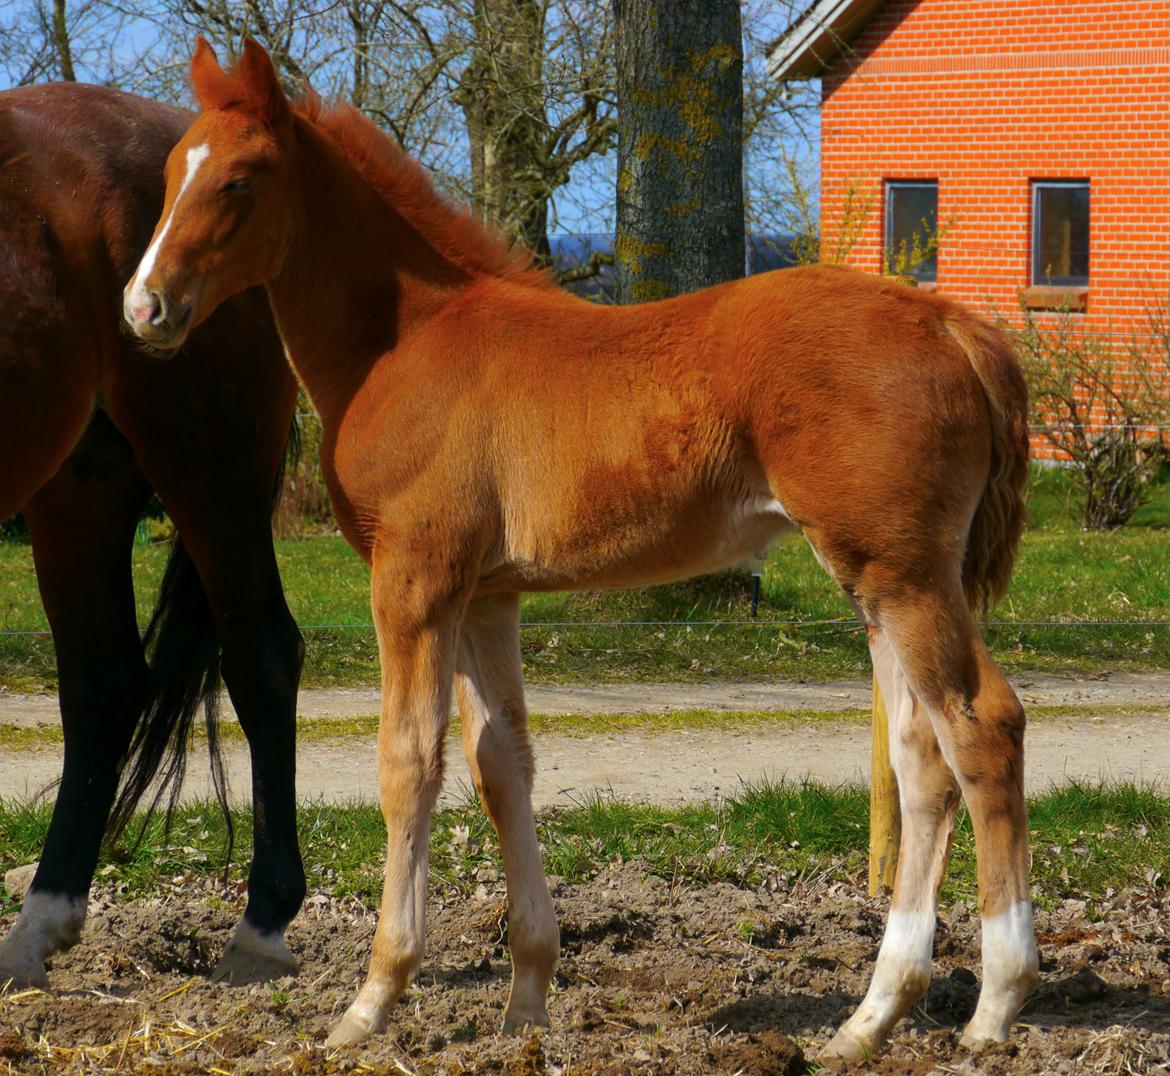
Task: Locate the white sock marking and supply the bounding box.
[965,899,1038,1041]
[982,900,1036,983]
[223,917,294,964]
[840,908,935,1046]
[0,892,86,982]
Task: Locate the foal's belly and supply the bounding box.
[480,489,796,594]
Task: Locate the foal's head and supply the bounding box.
[124,38,298,348]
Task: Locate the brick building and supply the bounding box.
[767,0,1170,335]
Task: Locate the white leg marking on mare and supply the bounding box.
[964,900,1038,1044]
[0,892,86,988]
[125,143,210,312]
[211,916,298,983]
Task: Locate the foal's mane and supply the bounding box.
[295,95,552,289]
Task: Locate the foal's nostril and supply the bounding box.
[147,291,167,326]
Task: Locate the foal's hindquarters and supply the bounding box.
[327,285,1036,1056]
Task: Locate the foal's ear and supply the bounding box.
[239,37,291,128]
[190,36,236,112]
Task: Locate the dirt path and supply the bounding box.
[1,673,1165,806]
[2,671,1167,728]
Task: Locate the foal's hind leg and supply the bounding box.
[0,417,150,987]
[824,624,961,1060]
[865,584,1037,1049]
[455,594,559,1032]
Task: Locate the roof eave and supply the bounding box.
[766,0,888,81]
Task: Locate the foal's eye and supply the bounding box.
[220,176,252,195]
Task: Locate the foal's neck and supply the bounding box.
[266,118,469,429]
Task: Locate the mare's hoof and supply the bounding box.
[211,926,297,985]
[501,1008,550,1035]
[0,961,49,992]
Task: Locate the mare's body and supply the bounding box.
[0,82,305,986]
[127,40,1040,1061]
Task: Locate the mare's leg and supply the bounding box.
[327,553,463,1047]
[844,578,1037,1053]
[0,416,150,986]
[159,506,306,982]
[823,624,961,1060]
[107,296,304,981]
[455,594,558,1031]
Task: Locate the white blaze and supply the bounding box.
[126,143,211,315]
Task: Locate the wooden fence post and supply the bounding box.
[868,671,900,896]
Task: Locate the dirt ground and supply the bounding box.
[2,863,1168,1074]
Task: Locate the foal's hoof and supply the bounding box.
[211,923,297,985]
[326,1009,383,1048]
[958,1025,1009,1052]
[820,1027,871,1064]
[501,1008,550,1035]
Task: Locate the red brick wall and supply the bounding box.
[819,0,1170,337]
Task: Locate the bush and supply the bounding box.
[1013,300,1169,530]
[275,396,336,538]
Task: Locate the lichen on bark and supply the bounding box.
[614,0,745,304]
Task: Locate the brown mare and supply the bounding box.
[127,39,1039,1060]
[0,82,306,987]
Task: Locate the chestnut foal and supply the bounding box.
[126,38,1038,1058]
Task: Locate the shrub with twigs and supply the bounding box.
[1013,299,1170,530]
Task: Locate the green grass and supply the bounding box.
[1,782,1166,917]
[1,466,1166,690]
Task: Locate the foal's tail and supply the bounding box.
[948,318,1030,618]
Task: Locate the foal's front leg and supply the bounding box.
[326,560,462,1048]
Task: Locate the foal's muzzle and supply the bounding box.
[123,284,193,349]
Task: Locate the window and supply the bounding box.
[1032,181,1089,286]
[885,181,938,283]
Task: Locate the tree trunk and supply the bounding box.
[52,0,76,81]
[457,0,551,260]
[613,0,744,303]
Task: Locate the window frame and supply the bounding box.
[1031,179,1090,288]
[884,179,939,284]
